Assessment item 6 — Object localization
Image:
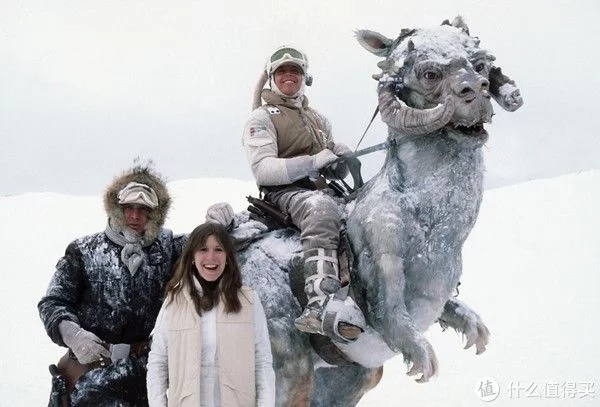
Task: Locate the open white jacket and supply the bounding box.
[146,285,275,407]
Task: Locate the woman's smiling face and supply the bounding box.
[193,235,227,281]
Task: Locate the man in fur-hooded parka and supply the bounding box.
[38,165,186,406]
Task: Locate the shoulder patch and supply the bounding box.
[249,126,267,137]
[267,106,281,115]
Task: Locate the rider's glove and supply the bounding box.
[205,202,235,228]
[312,149,338,171]
[284,149,339,182]
[59,320,110,365]
[332,143,352,156]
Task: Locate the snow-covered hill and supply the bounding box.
[1,171,598,406]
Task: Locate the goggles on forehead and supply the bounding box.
[117,182,159,209]
[270,47,306,63]
[267,46,309,76]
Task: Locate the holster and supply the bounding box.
[247,195,294,230]
[54,341,150,395]
[56,350,103,394]
[48,364,69,407]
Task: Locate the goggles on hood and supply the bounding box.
[117,182,159,209]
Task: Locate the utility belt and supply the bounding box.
[49,340,150,405]
[259,176,328,195]
[65,340,150,366]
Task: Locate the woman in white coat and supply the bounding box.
[147,222,275,407]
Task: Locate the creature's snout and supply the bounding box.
[452,74,490,102]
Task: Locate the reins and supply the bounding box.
[354,105,380,152]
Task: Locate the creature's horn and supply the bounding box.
[252,70,269,110]
[378,83,455,135]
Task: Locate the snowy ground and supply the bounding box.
[0,171,598,406]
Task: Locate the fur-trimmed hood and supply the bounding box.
[104,165,171,243]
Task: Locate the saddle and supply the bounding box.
[246,193,361,366]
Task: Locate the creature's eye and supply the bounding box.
[423,71,440,80]
[415,62,442,86]
[473,60,488,74]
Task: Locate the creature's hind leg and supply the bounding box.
[310,364,383,407]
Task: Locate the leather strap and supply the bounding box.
[129,341,150,358]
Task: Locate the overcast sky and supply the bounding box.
[2,0,599,196]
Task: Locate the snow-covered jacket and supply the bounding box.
[146,285,275,407]
[243,89,343,187]
[38,229,186,346]
[38,166,185,346]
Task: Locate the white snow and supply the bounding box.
[389,25,482,65]
[1,171,599,406]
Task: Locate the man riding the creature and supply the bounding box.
[242,46,366,342]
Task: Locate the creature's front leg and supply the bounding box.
[368,251,438,382]
[438,298,490,354]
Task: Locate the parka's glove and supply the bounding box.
[205,202,235,227]
[282,149,340,183]
[332,143,352,156]
[312,149,338,171]
[59,320,110,364]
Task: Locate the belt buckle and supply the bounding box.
[109,343,131,361]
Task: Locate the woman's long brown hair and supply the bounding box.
[165,222,242,315]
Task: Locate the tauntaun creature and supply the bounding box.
[233,16,523,406]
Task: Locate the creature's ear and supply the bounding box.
[449,15,470,35]
[355,29,394,57]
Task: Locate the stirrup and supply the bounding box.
[294,290,366,344]
[294,306,325,335]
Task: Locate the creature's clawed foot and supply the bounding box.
[462,315,490,355]
[439,298,490,355]
[403,336,438,383]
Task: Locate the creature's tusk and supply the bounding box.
[378,84,455,135]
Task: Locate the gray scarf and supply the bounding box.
[104,220,153,276]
